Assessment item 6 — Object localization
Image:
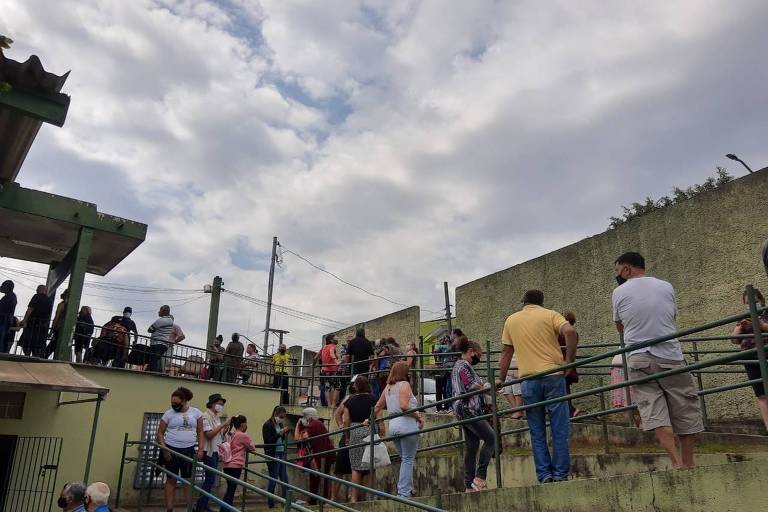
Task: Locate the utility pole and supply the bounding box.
[443,281,453,334]
[263,236,278,355]
[205,276,223,351]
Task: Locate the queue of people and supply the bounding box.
[55,481,112,512]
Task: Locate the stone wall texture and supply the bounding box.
[456,169,768,420]
[326,306,421,346]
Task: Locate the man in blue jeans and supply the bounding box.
[496,290,578,483]
[196,394,229,512]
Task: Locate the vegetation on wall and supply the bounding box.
[0,34,13,93]
[608,167,734,230]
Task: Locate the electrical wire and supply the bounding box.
[279,245,443,314]
[222,289,347,328]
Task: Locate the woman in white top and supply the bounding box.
[156,386,204,512]
[375,361,424,498]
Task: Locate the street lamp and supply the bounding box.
[726,153,754,173]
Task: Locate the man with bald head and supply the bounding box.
[84,482,110,512]
[57,482,86,511]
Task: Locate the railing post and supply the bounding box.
[309,362,316,407]
[618,332,635,427]
[419,336,425,406]
[598,384,610,455]
[485,340,492,386]
[115,432,128,508]
[283,488,293,512]
[187,455,197,512]
[746,285,768,399]
[138,438,151,512]
[369,407,376,499]
[690,340,711,430]
[489,368,502,488]
[241,457,248,511]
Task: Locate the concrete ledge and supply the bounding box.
[354,458,768,512]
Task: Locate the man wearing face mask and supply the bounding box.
[83,482,110,512]
[195,393,230,512]
[496,289,578,484]
[119,306,138,345]
[612,252,702,469]
[273,344,291,404]
[56,482,86,511]
[262,406,290,508]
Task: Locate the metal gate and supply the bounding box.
[1,436,62,512]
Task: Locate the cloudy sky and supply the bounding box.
[2,0,767,353]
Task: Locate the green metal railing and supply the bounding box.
[115,438,447,512]
[269,285,768,496]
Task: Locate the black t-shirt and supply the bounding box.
[27,293,54,320]
[347,336,374,375]
[120,317,138,335]
[344,393,377,423]
[0,292,17,323]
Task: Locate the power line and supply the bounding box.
[280,246,443,314]
[222,288,347,329]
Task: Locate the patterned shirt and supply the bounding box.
[273,352,291,373]
[451,359,484,419]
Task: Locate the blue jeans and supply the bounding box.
[195,452,219,511]
[391,428,419,497]
[266,452,289,508]
[319,380,328,407]
[521,375,570,482]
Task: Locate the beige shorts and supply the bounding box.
[627,352,703,435]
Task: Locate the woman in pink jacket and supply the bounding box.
[221,415,257,511]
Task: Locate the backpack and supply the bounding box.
[218,436,233,464]
[101,321,129,346]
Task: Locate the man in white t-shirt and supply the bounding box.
[612,252,703,469]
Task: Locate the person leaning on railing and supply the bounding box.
[223,333,244,383]
[612,251,703,469]
[73,306,94,364]
[452,337,495,492]
[147,305,174,373]
[208,334,226,381]
[295,407,336,504]
[730,288,768,431]
[195,393,230,512]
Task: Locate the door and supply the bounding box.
[1,436,62,512]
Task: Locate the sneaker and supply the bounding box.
[553,477,569,482]
[541,477,554,484]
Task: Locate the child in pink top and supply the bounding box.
[221,415,257,511]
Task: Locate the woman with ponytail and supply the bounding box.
[220,415,257,511]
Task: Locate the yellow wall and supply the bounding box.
[0,365,281,505]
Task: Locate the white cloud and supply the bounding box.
[2,0,767,352]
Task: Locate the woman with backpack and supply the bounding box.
[220,415,258,510]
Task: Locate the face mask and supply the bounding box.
[275,416,285,424]
[615,275,627,286]
[470,355,481,366]
[301,417,310,426]
[280,348,286,353]
[171,403,183,412]
[214,404,224,414]
[124,312,132,318]
[57,497,68,509]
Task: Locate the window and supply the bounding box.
[0,392,25,419]
[132,412,205,489]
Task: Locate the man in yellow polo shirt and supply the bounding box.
[496,290,578,484]
[273,344,291,404]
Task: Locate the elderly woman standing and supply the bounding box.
[295,407,335,504]
[375,361,423,498]
[342,376,382,503]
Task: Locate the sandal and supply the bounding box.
[471,478,488,491]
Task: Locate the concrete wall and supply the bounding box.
[326,306,421,346]
[456,169,768,420]
[0,365,280,506]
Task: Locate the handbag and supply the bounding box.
[296,444,312,468]
[360,434,391,470]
